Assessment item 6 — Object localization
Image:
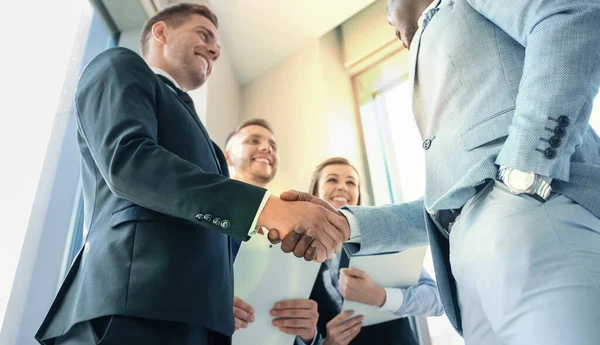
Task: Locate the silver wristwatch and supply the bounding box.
[497,166,552,202]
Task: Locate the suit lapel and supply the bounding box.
[409,0,442,117]
[168,87,224,175]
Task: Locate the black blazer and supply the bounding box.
[36,47,266,344]
[309,262,418,345]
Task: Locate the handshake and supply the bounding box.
[257,190,350,263]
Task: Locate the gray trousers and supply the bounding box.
[450,181,600,345]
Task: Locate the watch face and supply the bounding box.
[507,170,535,192]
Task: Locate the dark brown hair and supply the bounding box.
[308,157,361,205]
[140,3,219,56]
[225,118,275,147]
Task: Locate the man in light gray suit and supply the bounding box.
[274,0,600,344]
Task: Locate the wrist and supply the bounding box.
[258,196,285,233]
[301,329,316,343]
[375,286,387,307]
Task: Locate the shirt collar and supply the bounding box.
[418,0,441,29]
[150,66,184,91]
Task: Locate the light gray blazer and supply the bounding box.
[344,0,600,334]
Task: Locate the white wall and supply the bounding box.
[241,28,369,202]
[206,47,242,148]
[118,29,141,55]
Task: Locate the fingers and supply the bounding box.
[233,297,255,329]
[328,310,355,326]
[313,241,328,263]
[325,210,350,242]
[280,226,303,253]
[338,319,363,344]
[272,318,315,328]
[267,229,281,244]
[316,220,340,259]
[304,240,318,261]
[234,297,255,314]
[326,311,364,345]
[280,190,338,213]
[274,299,317,308]
[234,317,247,331]
[293,228,317,258]
[340,267,365,279]
[271,299,318,338]
[281,226,314,256]
[279,190,306,202]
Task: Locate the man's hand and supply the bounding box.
[270,190,350,262]
[339,268,386,307]
[233,297,255,331]
[270,299,319,343]
[258,194,349,262]
[323,310,364,345]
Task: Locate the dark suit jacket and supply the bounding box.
[36,47,266,344]
[309,263,418,345]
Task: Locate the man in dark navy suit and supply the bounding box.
[35,4,348,345]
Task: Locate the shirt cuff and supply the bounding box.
[339,209,361,243]
[248,191,271,237]
[295,328,321,345]
[380,288,404,313]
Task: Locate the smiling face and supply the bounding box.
[226,125,278,187]
[148,13,221,91]
[316,164,360,209]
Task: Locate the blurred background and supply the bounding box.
[1,1,599,344]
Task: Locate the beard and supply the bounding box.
[404,24,419,49]
[171,45,207,90]
[181,58,206,90]
[252,167,276,185]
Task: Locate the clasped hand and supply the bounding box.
[258,191,350,263]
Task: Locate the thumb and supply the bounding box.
[267,229,282,244]
[343,267,366,279]
[280,189,311,202]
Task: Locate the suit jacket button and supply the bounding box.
[544,147,557,159]
[548,136,562,148]
[422,139,432,150]
[557,116,570,127]
[195,214,204,221]
[212,218,222,226]
[203,214,213,222]
[221,220,230,229]
[554,126,566,137]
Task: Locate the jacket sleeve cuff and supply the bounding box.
[248,191,271,237]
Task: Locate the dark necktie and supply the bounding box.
[155,74,223,174]
[338,250,350,304]
[157,75,197,114]
[339,250,350,270]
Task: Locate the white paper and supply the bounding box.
[233,233,321,345]
[341,246,427,326]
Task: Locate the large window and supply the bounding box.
[0,1,117,341]
[355,50,464,345]
[60,10,117,278]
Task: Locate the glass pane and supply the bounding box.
[360,101,394,205]
[360,79,465,345]
[382,82,425,203]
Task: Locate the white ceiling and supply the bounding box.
[102,0,377,84]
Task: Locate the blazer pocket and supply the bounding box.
[110,205,193,228]
[461,107,514,151]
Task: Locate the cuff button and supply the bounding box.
[544,147,557,159]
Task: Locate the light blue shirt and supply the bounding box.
[296,251,443,345]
